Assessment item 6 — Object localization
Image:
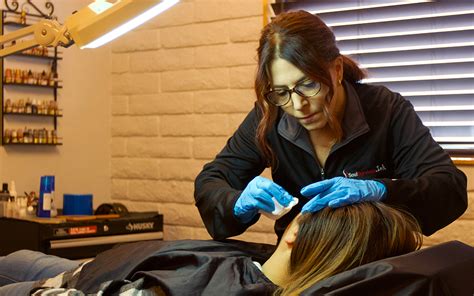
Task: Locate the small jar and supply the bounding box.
[22,128,29,144]
[3,129,11,144]
[15,69,22,84]
[17,129,24,143]
[5,68,12,83]
[40,71,48,86]
[27,129,33,143]
[4,99,12,113]
[33,129,39,144]
[50,72,59,87]
[11,130,18,143]
[11,101,18,113]
[52,130,58,144]
[27,70,35,85]
[18,99,25,113]
[22,70,28,84]
[25,98,32,114]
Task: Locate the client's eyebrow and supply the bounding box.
[273,76,308,89]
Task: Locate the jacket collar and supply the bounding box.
[277,81,370,156]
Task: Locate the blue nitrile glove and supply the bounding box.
[234,176,294,223]
[300,177,387,213]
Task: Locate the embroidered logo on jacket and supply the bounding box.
[343,164,387,178]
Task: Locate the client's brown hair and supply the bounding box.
[278,202,422,296]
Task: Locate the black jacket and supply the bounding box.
[194,82,468,240]
[71,240,473,296]
[74,240,277,295]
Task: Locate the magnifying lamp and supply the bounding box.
[0,0,179,57]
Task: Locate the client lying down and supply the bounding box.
[0,202,422,295]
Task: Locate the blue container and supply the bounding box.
[63,194,93,215]
[37,176,55,217]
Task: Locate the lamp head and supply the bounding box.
[65,0,179,49]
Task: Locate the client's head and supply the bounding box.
[265,202,423,295]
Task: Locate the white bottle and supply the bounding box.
[18,197,27,218]
[6,199,12,218]
[9,181,17,217]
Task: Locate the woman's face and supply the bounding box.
[269,57,341,131]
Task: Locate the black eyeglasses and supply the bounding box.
[265,80,322,106]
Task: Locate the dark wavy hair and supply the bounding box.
[255,10,366,166]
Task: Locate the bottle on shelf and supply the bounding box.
[4,69,12,83]
[0,183,10,217]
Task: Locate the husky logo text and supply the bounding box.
[126,222,155,231]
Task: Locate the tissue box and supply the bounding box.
[63,194,93,215]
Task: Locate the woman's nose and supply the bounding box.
[291,93,307,110]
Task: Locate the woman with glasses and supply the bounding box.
[194,11,467,241]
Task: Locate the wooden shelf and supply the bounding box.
[9,52,63,60]
[2,142,62,146]
[3,82,62,89]
[3,112,62,117]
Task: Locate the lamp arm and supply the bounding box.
[0,19,73,57]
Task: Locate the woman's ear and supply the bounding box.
[332,56,344,84]
[283,220,299,247]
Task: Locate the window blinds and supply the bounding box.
[271,0,474,154]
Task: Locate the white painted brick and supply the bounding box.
[156,48,195,71]
[161,22,228,48]
[111,96,128,115]
[111,179,129,200]
[162,68,229,92]
[160,158,204,181]
[112,73,160,95]
[129,51,158,73]
[230,65,256,89]
[143,1,195,29]
[193,136,228,159]
[160,115,195,136]
[111,137,127,157]
[164,225,212,240]
[111,116,159,136]
[423,219,474,246]
[194,114,230,136]
[111,158,160,179]
[194,89,254,113]
[195,42,257,68]
[129,93,194,115]
[111,29,160,53]
[161,114,229,136]
[158,203,204,226]
[128,137,192,158]
[112,53,130,73]
[128,180,195,204]
[228,113,248,133]
[194,0,262,22]
[130,48,195,73]
[116,200,161,213]
[229,17,262,42]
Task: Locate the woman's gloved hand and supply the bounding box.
[300,177,387,213]
[234,176,293,223]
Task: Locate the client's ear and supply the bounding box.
[283,220,299,247]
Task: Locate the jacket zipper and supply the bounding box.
[320,167,325,180]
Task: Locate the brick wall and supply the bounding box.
[109,0,473,246]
